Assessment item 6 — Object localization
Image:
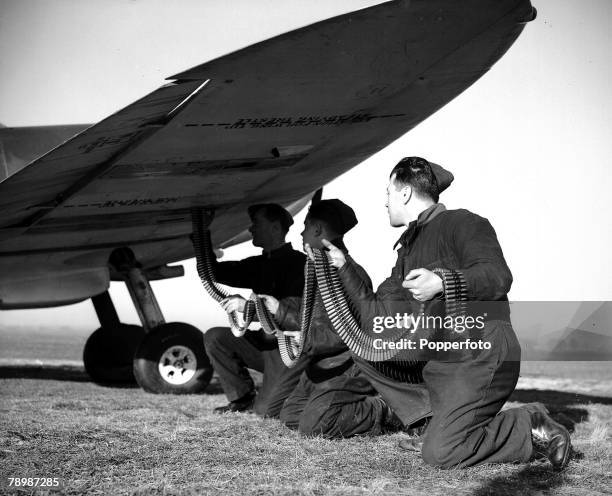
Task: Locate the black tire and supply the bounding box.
[83,324,145,384]
[133,322,213,394]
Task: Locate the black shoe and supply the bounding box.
[526,402,571,470]
[405,416,430,437]
[213,392,255,414]
[381,403,405,433]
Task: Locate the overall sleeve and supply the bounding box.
[275,297,302,333]
[192,230,260,289]
[338,257,415,330]
[449,214,513,300]
[212,256,260,290]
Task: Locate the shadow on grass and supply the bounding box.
[471,464,569,496]
[0,364,225,393]
[0,364,141,388]
[510,388,612,432]
[511,388,612,407]
[0,364,91,382]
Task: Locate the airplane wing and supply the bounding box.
[0,0,536,309]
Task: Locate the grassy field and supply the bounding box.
[0,327,611,495]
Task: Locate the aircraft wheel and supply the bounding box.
[83,324,145,384]
[133,323,213,394]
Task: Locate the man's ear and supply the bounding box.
[401,185,412,205]
[313,221,323,237]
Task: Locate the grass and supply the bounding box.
[0,328,611,495]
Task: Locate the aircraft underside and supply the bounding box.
[0,0,536,393]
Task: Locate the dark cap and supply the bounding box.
[391,157,454,201]
[427,160,454,193]
[307,199,358,236]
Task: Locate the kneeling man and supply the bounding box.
[262,199,407,437]
[324,157,571,469]
[201,204,307,417]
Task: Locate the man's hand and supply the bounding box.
[402,268,443,302]
[321,239,347,268]
[258,294,280,315]
[220,295,246,314]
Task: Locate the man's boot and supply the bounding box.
[380,404,405,433]
[525,402,571,470]
[213,391,256,414]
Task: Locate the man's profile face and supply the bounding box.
[386,174,406,227]
[300,216,321,250]
[248,210,277,248]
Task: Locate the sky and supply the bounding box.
[0,0,611,334]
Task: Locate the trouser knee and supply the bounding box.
[203,326,229,349]
[298,419,333,438]
[279,406,299,430]
[298,409,335,438]
[421,434,461,469]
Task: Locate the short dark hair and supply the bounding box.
[247,203,294,235]
[390,156,439,202]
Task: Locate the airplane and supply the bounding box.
[0,0,536,394]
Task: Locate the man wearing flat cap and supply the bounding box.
[323,157,572,470]
[201,203,307,417]
[261,199,403,437]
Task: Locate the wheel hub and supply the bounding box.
[158,345,197,385]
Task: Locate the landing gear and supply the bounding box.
[134,322,213,394]
[84,291,144,384]
[84,248,213,394]
[83,324,145,384]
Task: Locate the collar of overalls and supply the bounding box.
[393,203,447,250]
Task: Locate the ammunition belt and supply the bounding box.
[312,249,424,382]
[193,210,425,380]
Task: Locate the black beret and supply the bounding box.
[307,199,358,235]
[394,156,454,195]
[427,160,454,193]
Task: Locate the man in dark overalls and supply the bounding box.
[200,204,307,417]
[260,199,409,437]
[323,157,571,470]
